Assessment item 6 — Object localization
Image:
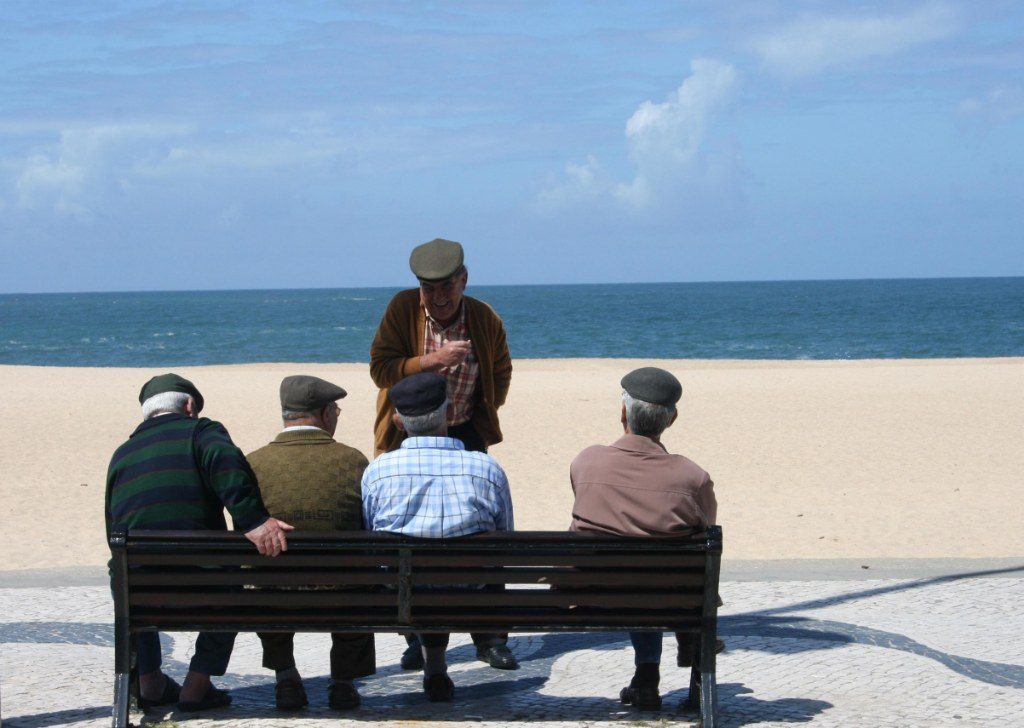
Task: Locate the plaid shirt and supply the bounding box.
[361,436,514,538]
[423,303,479,426]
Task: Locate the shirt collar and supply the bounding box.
[400,436,466,451]
[610,433,668,454]
[281,425,326,433]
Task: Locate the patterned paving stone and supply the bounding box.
[1,567,1022,727]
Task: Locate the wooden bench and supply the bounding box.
[109,526,722,727]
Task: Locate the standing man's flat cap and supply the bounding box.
[409,238,464,281]
[138,373,204,413]
[280,375,347,412]
[621,367,682,407]
[389,372,447,416]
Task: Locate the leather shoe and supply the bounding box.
[423,673,454,702]
[274,679,308,711]
[178,685,232,712]
[328,680,361,710]
[135,674,181,711]
[619,684,662,711]
[475,644,519,670]
[401,642,425,670]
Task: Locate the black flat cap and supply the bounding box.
[621,367,682,407]
[389,372,447,416]
[138,373,204,413]
[409,238,464,281]
[280,375,347,412]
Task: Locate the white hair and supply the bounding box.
[398,400,449,437]
[141,391,191,420]
[622,391,676,438]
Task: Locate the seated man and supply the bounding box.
[246,375,375,711]
[361,372,514,702]
[106,373,292,713]
[569,367,718,711]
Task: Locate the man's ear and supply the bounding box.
[620,403,628,433]
[184,396,197,418]
[392,412,405,431]
[667,410,679,428]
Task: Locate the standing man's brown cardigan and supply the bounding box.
[369,289,512,455]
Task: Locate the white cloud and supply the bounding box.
[753,3,958,78]
[959,84,1024,124]
[538,58,739,215]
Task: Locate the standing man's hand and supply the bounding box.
[423,339,471,371]
[244,518,294,556]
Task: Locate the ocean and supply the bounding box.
[1,278,1022,367]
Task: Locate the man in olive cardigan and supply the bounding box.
[369,237,517,671]
[246,375,374,711]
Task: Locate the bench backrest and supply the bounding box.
[110,528,722,635]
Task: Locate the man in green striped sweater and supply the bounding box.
[105,373,293,713]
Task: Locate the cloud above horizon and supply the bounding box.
[752,3,959,77]
[538,58,739,218]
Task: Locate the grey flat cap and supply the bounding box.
[389,372,447,416]
[280,375,347,412]
[621,367,682,407]
[409,238,464,281]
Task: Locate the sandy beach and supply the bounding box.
[3,358,1022,571]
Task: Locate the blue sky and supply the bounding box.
[1,1,1022,292]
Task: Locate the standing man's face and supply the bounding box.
[419,270,468,324]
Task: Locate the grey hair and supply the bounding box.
[141,391,191,420]
[282,408,311,421]
[622,391,676,438]
[398,400,449,437]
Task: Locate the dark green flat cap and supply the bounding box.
[138,373,204,413]
[621,367,682,407]
[389,372,447,416]
[280,375,347,412]
[409,238,464,281]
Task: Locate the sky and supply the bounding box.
[0,1,1022,293]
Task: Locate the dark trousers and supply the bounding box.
[258,632,375,680]
[136,631,235,676]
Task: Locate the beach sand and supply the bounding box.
[3,358,1022,570]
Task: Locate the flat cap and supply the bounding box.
[621,367,682,407]
[409,238,464,281]
[280,375,347,412]
[138,373,204,413]
[389,372,447,416]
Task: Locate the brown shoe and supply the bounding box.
[275,678,308,711]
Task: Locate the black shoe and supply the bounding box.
[401,642,425,670]
[135,674,181,711]
[178,685,232,712]
[619,684,662,711]
[475,644,519,670]
[274,679,308,711]
[423,673,454,702]
[328,680,361,710]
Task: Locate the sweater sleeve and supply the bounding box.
[369,291,423,388]
[194,419,269,532]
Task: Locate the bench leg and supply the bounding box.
[112,622,131,728]
[112,671,130,728]
[699,669,718,728]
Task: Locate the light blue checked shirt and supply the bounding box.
[361,436,514,537]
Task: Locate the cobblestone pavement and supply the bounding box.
[1,563,1022,728]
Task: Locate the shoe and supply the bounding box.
[475,644,519,670]
[619,663,661,711]
[677,637,726,667]
[619,684,662,711]
[423,673,454,702]
[178,685,232,712]
[135,674,181,711]
[275,678,308,711]
[328,680,361,710]
[401,641,425,670]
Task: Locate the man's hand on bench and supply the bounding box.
[244,518,294,557]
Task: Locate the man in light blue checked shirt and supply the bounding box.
[361,372,514,702]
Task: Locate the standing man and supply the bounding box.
[369,237,517,670]
[361,373,515,702]
[246,375,374,711]
[569,367,718,711]
[106,373,292,713]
